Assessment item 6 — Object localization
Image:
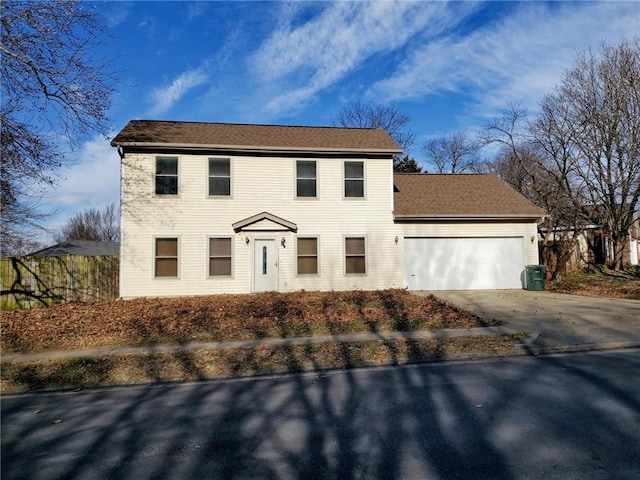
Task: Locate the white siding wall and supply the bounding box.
[120,153,405,298]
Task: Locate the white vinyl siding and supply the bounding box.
[121,152,540,297]
[120,153,403,297]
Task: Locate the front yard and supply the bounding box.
[1,289,526,392]
[1,289,501,354]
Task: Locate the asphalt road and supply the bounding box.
[2,349,640,480]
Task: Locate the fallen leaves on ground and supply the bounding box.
[1,289,499,354]
[549,267,640,300]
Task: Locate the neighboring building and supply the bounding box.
[628,214,640,265]
[111,120,546,298]
[29,240,120,257]
[540,211,640,270]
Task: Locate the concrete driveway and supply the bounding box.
[424,290,640,351]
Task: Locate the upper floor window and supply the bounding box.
[155,237,178,277]
[296,160,316,198]
[344,161,364,198]
[156,157,178,195]
[209,158,231,196]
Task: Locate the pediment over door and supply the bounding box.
[232,212,297,233]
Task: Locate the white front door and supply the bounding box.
[253,239,278,292]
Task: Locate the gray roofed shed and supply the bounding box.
[29,240,120,257]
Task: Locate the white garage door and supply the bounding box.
[404,237,526,290]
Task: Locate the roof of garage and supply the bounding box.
[393,174,547,220]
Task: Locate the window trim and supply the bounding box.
[208,236,233,278]
[154,236,179,278]
[295,160,317,199]
[296,236,320,276]
[155,156,179,196]
[344,235,367,275]
[343,160,365,199]
[208,157,232,198]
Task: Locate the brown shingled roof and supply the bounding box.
[393,174,547,219]
[111,120,402,153]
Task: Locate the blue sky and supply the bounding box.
[44,0,639,238]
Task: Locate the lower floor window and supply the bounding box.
[155,238,178,277]
[209,237,232,276]
[153,235,370,278]
[345,237,366,274]
[297,237,318,274]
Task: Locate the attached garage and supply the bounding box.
[404,237,526,290]
[394,174,548,291]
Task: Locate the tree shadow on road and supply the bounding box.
[3,344,640,479]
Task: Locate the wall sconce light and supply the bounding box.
[530,235,535,243]
[245,237,250,245]
[395,236,399,245]
[281,238,286,247]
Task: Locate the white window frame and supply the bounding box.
[296,236,320,276]
[344,235,367,275]
[155,156,179,196]
[208,157,232,197]
[153,236,180,278]
[343,160,365,199]
[295,160,317,199]
[208,236,234,278]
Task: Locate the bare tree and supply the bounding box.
[54,203,120,243]
[423,130,485,173]
[485,105,589,279]
[551,39,640,269]
[1,0,116,255]
[492,41,640,271]
[334,100,418,171]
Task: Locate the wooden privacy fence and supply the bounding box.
[0,255,119,310]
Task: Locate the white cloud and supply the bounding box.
[43,135,121,233]
[251,1,480,114]
[372,2,639,118]
[148,68,208,116]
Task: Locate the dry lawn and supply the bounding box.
[1,335,526,393]
[1,289,500,355]
[1,290,529,393]
[549,266,640,300]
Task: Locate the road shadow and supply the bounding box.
[3,347,640,479]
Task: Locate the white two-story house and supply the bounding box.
[112,120,546,298]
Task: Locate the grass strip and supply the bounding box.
[1,334,528,393]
